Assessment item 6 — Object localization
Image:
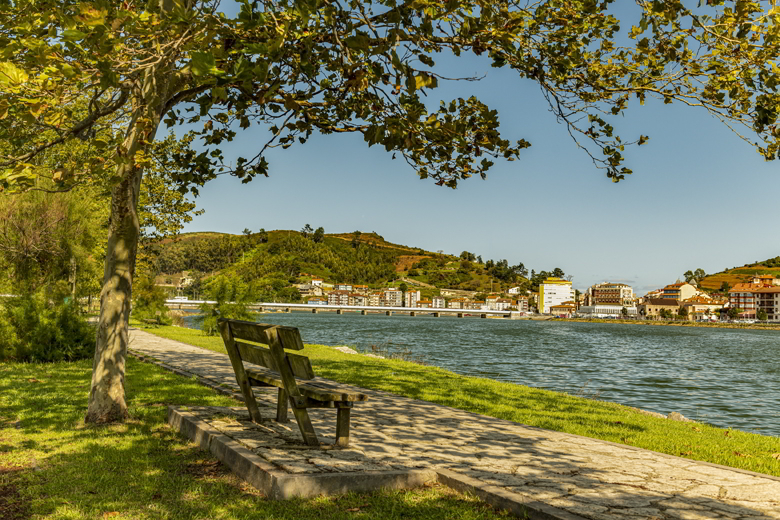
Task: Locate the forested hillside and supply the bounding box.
[145,229,556,301]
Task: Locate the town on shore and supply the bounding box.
[168,272,780,323]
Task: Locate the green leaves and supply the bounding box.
[62,29,87,41]
[189,51,224,77]
[0,62,28,87]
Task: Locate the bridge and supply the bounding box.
[164,300,524,319]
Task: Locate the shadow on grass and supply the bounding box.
[0,359,514,520]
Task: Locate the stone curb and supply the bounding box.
[436,469,586,520]
[168,406,438,500]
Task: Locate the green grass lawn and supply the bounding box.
[141,324,780,478]
[0,358,511,520]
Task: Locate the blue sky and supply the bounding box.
[178,4,779,295]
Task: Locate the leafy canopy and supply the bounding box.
[1,0,779,195]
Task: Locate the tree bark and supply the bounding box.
[85,71,171,423]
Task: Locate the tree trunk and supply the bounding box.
[85,73,170,423]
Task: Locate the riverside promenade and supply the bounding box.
[128,328,780,519]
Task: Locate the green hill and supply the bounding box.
[146,230,534,300]
[698,256,780,291]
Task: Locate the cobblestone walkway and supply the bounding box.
[129,329,780,519]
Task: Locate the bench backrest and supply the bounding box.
[218,318,315,380]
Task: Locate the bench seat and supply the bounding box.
[245,366,368,403]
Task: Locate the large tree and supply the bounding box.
[1,0,779,423]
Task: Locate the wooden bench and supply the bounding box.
[218,318,368,446]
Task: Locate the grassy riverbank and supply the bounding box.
[141,324,780,478]
[556,317,780,330]
[0,358,510,520]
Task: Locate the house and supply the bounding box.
[353,284,369,294]
[333,284,353,292]
[404,290,421,308]
[495,298,512,311]
[680,295,726,321]
[550,302,577,318]
[432,296,446,309]
[327,290,350,306]
[507,286,523,295]
[752,275,779,286]
[416,299,433,308]
[296,283,323,297]
[485,295,500,310]
[466,300,485,310]
[448,297,467,309]
[538,277,575,314]
[307,297,327,305]
[311,278,323,287]
[637,298,680,319]
[513,296,529,312]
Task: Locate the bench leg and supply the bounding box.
[276,388,289,423]
[336,406,351,447]
[291,405,319,446]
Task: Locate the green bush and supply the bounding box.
[132,276,172,325]
[0,291,95,362]
[198,275,254,335]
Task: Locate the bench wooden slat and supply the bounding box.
[228,320,304,350]
[245,366,368,402]
[236,341,315,380]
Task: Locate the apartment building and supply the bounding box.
[382,288,403,307]
[404,289,421,308]
[584,282,634,306]
[349,293,367,306]
[729,283,759,317]
[756,287,780,321]
[327,290,350,306]
[432,296,446,309]
[368,292,382,307]
[538,277,575,314]
[514,296,529,312]
[661,282,697,301]
[333,284,353,292]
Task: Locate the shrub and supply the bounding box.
[0,291,95,362]
[132,276,172,325]
[198,275,254,335]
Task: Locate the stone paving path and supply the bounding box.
[129,329,780,519]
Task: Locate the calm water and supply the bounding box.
[184,312,780,436]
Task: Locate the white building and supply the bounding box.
[538,277,575,314]
[382,288,403,307]
[432,296,446,309]
[577,305,637,318]
[404,289,421,308]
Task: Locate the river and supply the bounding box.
[182,312,780,437]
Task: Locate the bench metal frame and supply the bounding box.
[218,318,363,446]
